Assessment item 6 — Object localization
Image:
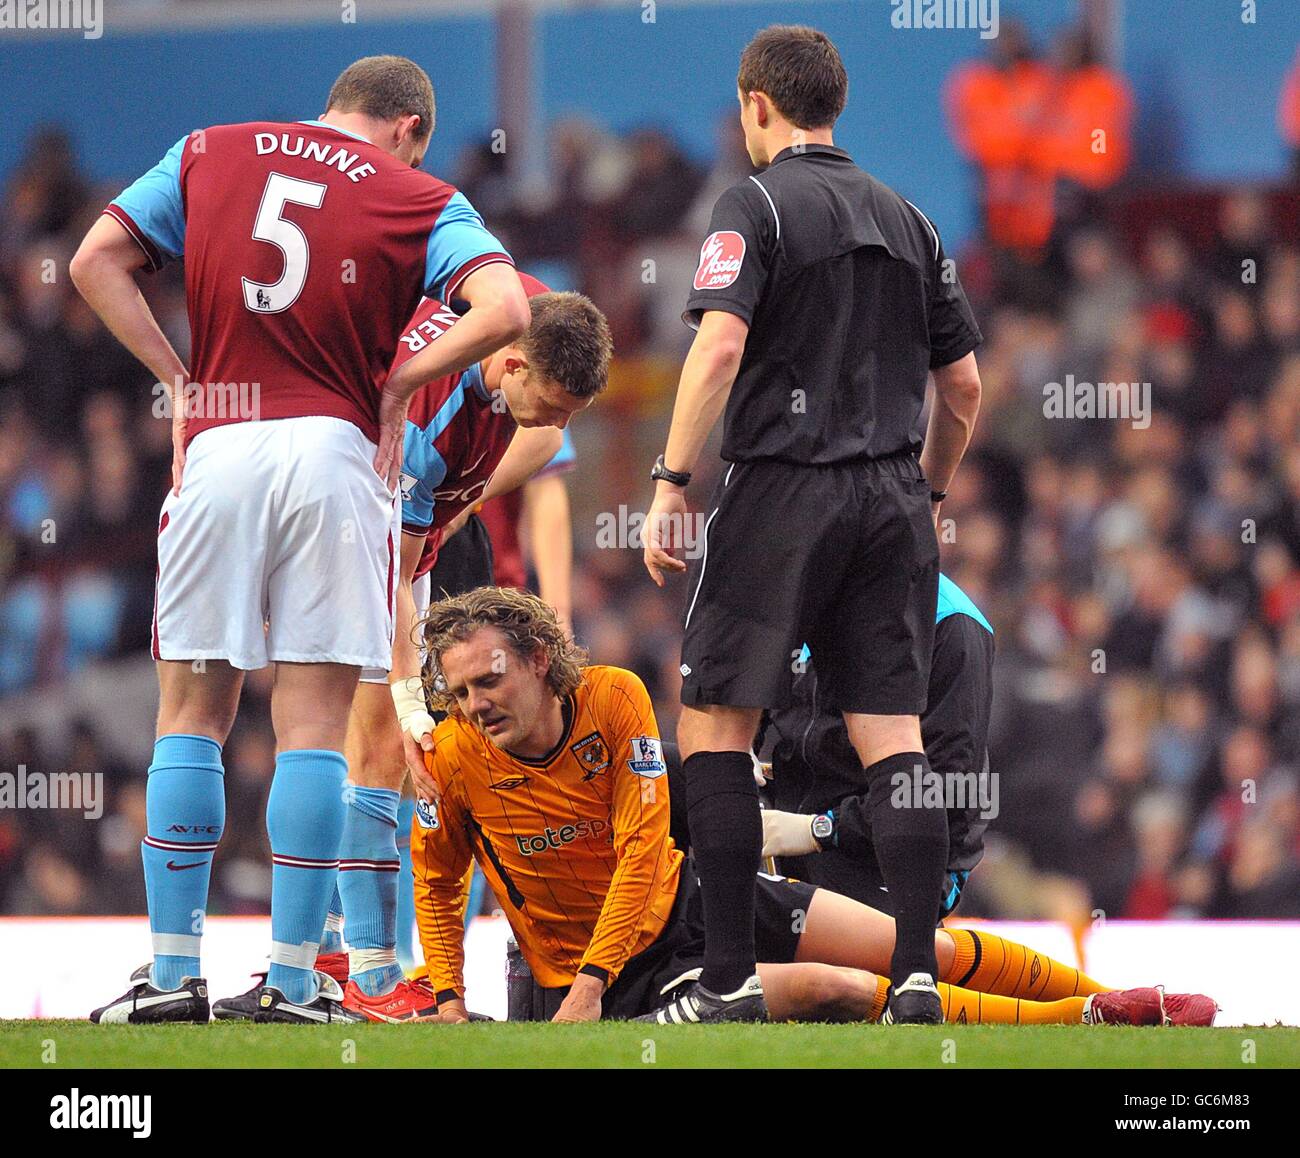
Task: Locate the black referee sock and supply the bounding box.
[864,751,948,987]
[684,751,762,996]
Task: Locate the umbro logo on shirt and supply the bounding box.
[489,776,529,791]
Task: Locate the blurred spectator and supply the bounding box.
[1278,46,1300,180]
[1047,26,1133,220]
[945,19,1057,254]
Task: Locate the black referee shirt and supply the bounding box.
[684,144,982,465]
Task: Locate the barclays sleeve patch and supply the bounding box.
[626,736,666,778]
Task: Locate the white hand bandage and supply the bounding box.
[391,676,436,744]
[760,809,821,859]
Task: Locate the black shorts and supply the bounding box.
[680,456,939,714]
[508,872,818,1021]
[428,513,494,598]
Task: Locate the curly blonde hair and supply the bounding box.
[417,586,589,718]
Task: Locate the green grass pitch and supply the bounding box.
[2,1021,1298,1069]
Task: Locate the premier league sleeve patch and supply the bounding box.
[415,795,440,830]
[626,735,666,778]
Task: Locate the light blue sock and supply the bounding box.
[395,795,417,971]
[266,749,347,1004]
[142,734,225,991]
[338,784,402,997]
[320,883,344,955]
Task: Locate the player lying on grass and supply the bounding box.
[211,278,611,1023]
[754,575,1215,1027]
[406,587,1214,1025]
[759,572,993,928]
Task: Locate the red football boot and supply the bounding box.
[1082,987,1165,1025]
[1162,992,1218,1026]
[342,977,439,1023]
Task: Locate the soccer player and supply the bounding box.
[760,572,995,917]
[407,589,1216,1026]
[643,26,983,1024]
[209,282,612,1022]
[75,56,531,1025]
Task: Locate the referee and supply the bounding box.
[643,25,983,1024]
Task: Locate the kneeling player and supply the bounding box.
[213,282,611,1022]
[408,588,1215,1026]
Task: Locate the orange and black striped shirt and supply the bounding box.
[411,665,683,995]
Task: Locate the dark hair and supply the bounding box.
[737,25,848,130]
[519,292,613,400]
[326,55,435,141]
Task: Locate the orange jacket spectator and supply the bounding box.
[1051,63,1133,190]
[945,55,1057,251]
[1280,47,1300,149]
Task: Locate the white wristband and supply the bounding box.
[391,676,436,743]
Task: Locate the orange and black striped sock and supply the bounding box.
[867,975,890,1022]
[937,981,1087,1025]
[942,928,1111,1001]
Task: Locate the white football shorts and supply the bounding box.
[153,416,400,670]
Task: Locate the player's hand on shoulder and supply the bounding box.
[643,486,691,587]
[392,676,438,791]
[405,730,440,802]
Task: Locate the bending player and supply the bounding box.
[213,277,612,1021]
[75,56,531,1025]
[407,588,1215,1025]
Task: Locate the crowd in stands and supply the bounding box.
[2,23,1299,925]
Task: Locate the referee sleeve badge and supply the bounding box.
[626,736,667,778]
[693,231,746,291]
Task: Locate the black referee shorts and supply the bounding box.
[680,455,939,715]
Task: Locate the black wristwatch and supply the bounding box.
[811,811,835,850]
[930,490,948,504]
[651,454,692,487]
